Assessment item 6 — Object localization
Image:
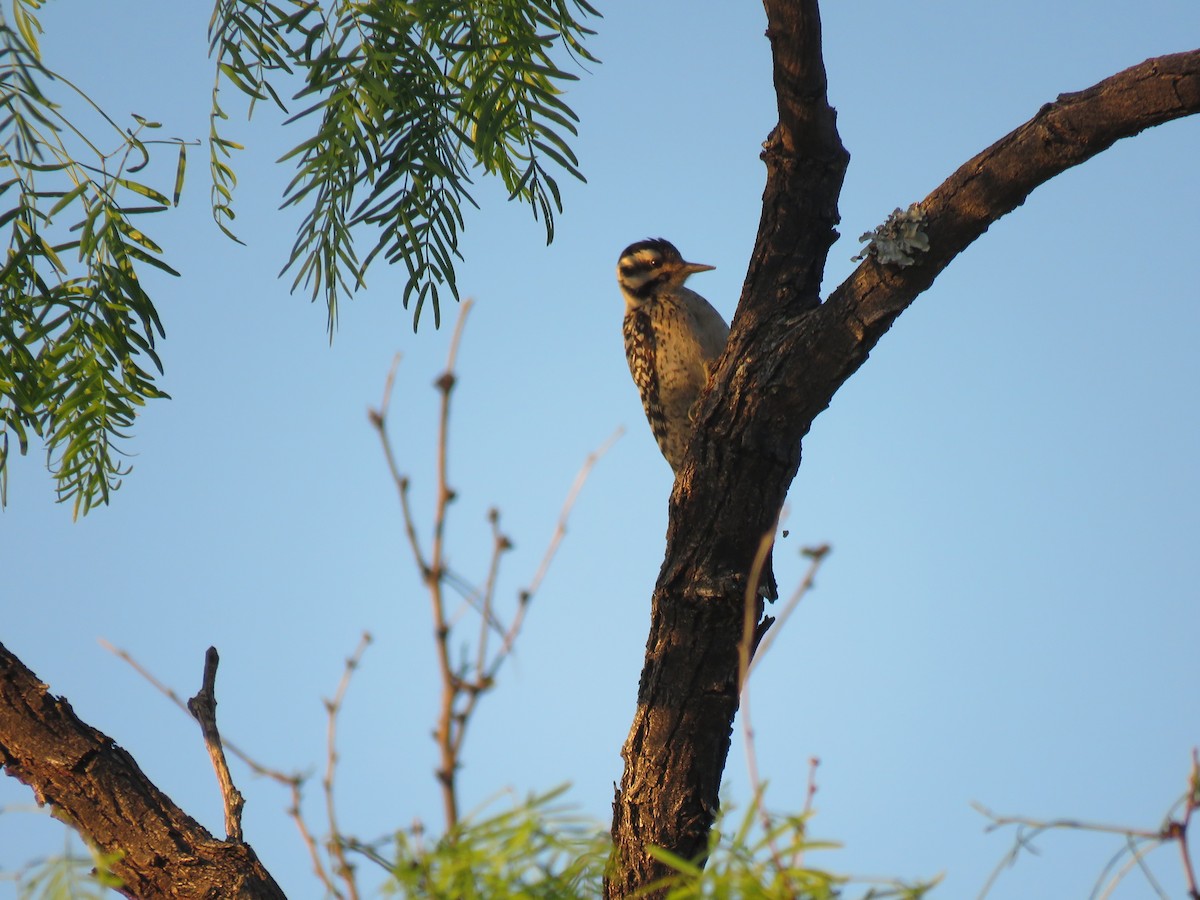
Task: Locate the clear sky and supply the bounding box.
[3,2,1199,898]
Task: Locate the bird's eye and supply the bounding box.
[648,257,660,268]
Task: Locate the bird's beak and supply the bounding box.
[682,260,715,275]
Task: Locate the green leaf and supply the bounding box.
[114,178,170,206]
[45,182,88,219]
[172,142,186,206]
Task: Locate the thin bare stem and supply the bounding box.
[974,803,1162,841]
[489,426,623,675]
[1100,836,1169,900]
[1176,748,1200,899]
[802,756,820,818]
[101,638,188,709]
[749,543,831,676]
[431,298,474,571]
[370,356,407,494]
[789,757,821,871]
[737,517,779,695]
[975,758,1200,900]
[734,527,792,883]
[734,528,830,890]
[186,647,245,842]
[426,301,474,831]
[99,639,295,786]
[367,302,475,831]
[99,638,343,897]
[398,478,430,578]
[369,299,613,834]
[369,353,430,579]
[323,631,372,900]
[288,776,342,900]
[520,427,624,602]
[475,510,510,686]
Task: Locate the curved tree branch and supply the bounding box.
[607,0,1200,887]
[819,48,1200,405]
[0,642,284,899]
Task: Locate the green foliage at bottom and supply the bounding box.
[8,835,123,900]
[351,786,938,900]
[6,785,939,899]
[363,786,608,899]
[643,790,939,900]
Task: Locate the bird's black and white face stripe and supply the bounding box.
[616,238,711,303]
[617,238,680,300]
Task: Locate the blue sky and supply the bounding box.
[3,2,1199,898]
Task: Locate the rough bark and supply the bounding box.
[605,0,1200,890]
[0,642,285,899]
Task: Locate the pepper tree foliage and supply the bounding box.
[0,0,596,515]
[0,0,183,517]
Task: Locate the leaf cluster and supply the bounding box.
[645,792,939,900]
[0,0,186,515]
[209,0,598,331]
[339,784,937,900]
[7,833,123,900]
[355,787,609,898]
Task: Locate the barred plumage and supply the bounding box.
[617,238,729,471]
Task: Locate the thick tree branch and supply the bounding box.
[608,2,844,896]
[752,48,1200,440]
[608,16,1200,895]
[738,0,849,331]
[0,642,285,899]
[826,48,1200,360]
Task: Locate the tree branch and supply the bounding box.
[607,19,1200,896]
[0,641,285,899]
[822,48,1200,397]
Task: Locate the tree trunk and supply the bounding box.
[604,0,1200,890]
[0,642,285,899]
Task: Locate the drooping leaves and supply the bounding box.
[209,0,598,331]
[0,2,186,515]
[1,0,597,511]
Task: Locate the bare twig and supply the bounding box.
[288,775,342,900]
[322,632,372,900]
[428,301,472,831]
[100,639,295,786]
[738,522,779,693]
[749,543,830,676]
[1094,834,1169,900]
[489,426,623,674]
[789,757,821,871]
[733,528,832,891]
[1175,748,1200,899]
[520,427,624,603]
[186,647,244,842]
[368,303,474,829]
[975,751,1200,900]
[734,525,788,883]
[475,508,512,681]
[803,756,820,818]
[100,638,355,900]
[371,353,427,567]
[975,802,1162,841]
[367,299,616,832]
[431,298,474,574]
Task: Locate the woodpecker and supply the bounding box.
[617,238,729,471]
[618,238,778,601]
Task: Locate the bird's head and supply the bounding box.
[616,238,714,305]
